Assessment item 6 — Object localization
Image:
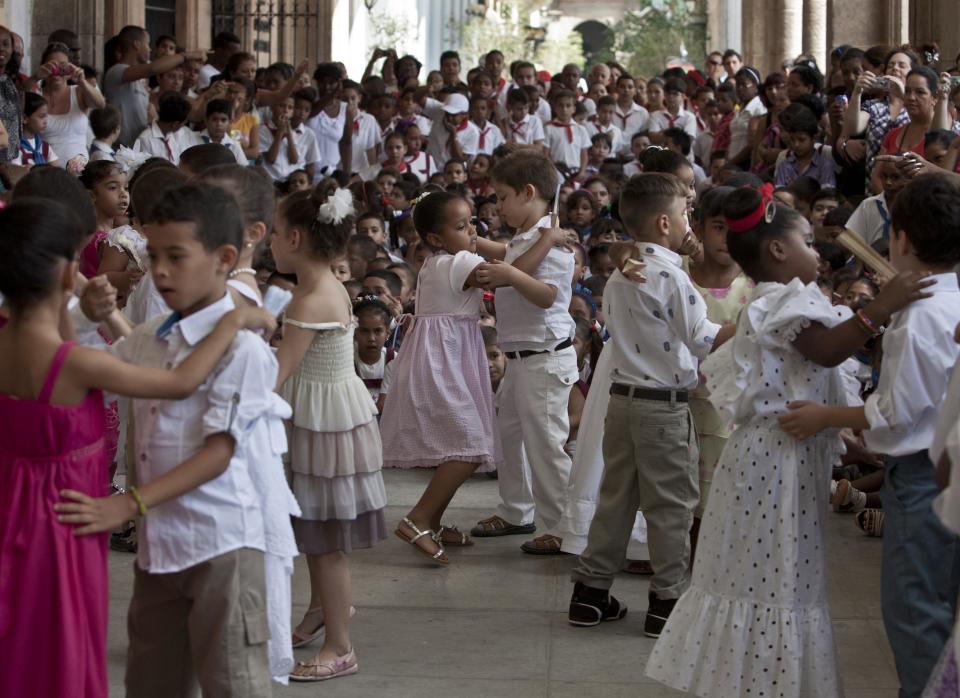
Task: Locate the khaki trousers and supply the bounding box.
[572,394,699,599]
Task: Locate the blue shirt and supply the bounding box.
[774,144,836,187]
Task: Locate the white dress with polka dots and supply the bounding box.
[646,279,860,698]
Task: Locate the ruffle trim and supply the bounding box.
[382,452,499,472]
[281,377,378,432]
[291,470,387,521]
[288,419,383,477]
[646,586,842,698]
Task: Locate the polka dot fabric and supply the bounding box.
[646,280,859,698]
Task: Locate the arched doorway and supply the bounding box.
[574,19,612,64]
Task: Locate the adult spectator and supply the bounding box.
[727,66,766,167]
[440,50,466,89]
[722,49,742,81]
[47,28,82,64]
[0,25,21,161]
[705,51,725,85]
[34,42,105,163]
[748,71,789,175]
[198,31,240,90]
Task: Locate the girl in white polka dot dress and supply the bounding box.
[646,185,934,698]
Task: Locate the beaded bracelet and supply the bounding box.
[129,486,148,517]
[855,308,884,337]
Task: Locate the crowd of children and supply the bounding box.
[3,19,960,698]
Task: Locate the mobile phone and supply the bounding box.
[835,94,848,108]
[950,75,960,89]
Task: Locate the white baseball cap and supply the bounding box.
[442,93,470,114]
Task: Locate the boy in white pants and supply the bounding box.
[471,151,578,554]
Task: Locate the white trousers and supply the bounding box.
[495,346,578,537]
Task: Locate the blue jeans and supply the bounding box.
[880,450,960,698]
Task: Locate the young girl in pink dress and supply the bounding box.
[0,198,274,698]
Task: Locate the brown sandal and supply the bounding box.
[470,515,536,537]
[436,524,473,546]
[395,517,449,565]
[520,534,565,555]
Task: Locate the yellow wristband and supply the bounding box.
[129,486,147,517]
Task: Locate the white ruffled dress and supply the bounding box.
[646,279,860,698]
[280,320,388,555]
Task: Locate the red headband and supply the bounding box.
[725,183,776,233]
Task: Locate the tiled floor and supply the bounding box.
[106,469,901,697]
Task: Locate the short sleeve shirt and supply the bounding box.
[103,64,149,148]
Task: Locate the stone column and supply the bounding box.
[803,0,827,70]
[776,0,803,73]
[176,0,210,51]
[104,0,144,38]
[31,0,108,71]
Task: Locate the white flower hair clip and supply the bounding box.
[317,188,355,225]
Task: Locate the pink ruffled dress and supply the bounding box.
[380,251,502,471]
[0,341,109,697]
[280,319,388,554]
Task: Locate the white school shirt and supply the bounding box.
[404,150,438,184]
[88,139,117,162]
[194,129,247,165]
[506,115,545,145]
[603,242,719,390]
[535,97,552,125]
[846,192,890,248]
[649,107,699,140]
[693,130,714,165]
[305,100,347,179]
[258,120,322,182]
[423,97,480,169]
[585,121,624,154]
[133,123,195,165]
[109,292,271,573]
[544,120,591,170]
[863,272,960,457]
[495,214,576,352]
[349,111,381,172]
[614,102,650,153]
[355,345,391,403]
[475,120,505,155]
[728,95,767,159]
[197,63,221,90]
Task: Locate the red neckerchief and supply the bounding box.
[353,117,360,134]
[469,177,489,197]
[550,120,573,143]
[382,158,408,172]
[405,152,432,178]
[495,78,506,96]
[478,124,491,149]
[456,118,470,132]
[510,118,526,138]
[661,109,681,128]
[616,103,634,130]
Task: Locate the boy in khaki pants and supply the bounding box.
[568,173,732,637]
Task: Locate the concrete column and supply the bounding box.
[803,0,827,70]
[886,0,909,46]
[104,0,144,38]
[776,0,803,72]
[175,0,210,51]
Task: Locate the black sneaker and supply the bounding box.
[110,523,138,553]
[643,592,677,638]
[568,582,628,627]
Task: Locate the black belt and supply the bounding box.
[609,383,688,402]
[504,338,573,360]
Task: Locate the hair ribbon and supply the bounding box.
[725,182,776,233]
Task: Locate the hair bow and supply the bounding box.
[725,182,776,233]
[317,188,354,225]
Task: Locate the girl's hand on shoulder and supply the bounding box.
[54,490,137,535]
[872,270,935,319]
[475,259,515,288]
[778,401,829,439]
[538,226,579,252]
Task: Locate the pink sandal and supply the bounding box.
[289,648,358,682]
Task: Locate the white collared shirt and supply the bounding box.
[194,129,247,165]
[349,111,381,172]
[422,98,480,169]
[604,242,720,390]
[495,214,576,351]
[259,119,322,181]
[729,95,767,158]
[475,120,505,155]
[864,272,960,457]
[110,292,274,573]
[544,120,591,170]
[846,192,890,248]
[133,123,196,165]
[614,102,650,153]
[586,121,624,154]
[649,107,699,139]
[506,115,545,145]
[305,100,347,180]
[404,150,437,184]
[88,139,116,162]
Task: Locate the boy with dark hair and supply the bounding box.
[195,98,245,164]
[710,81,737,158]
[775,105,836,187]
[107,182,278,695]
[470,94,506,156]
[89,105,122,162]
[545,89,590,180]
[568,172,732,636]
[504,87,545,148]
[778,173,960,696]
[614,74,650,156]
[347,233,381,280]
[586,94,623,154]
[103,25,206,147]
[471,151,579,555]
[178,143,238,177]
[260,95,321,182]
[133,91,194,164]
[649,78,698,143]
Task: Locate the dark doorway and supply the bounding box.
[146,0,177,48]
[574,20,612,63]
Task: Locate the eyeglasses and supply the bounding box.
[708,60,722,66]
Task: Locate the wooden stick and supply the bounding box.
[836,230,897,283]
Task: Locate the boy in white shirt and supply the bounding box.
[844,158,906,252]
[568,173,729,637]
[259,96,321,183]
[469,95,505,155]
[89,105,122,163]
[343,79,380,173]
[778,173,960,697]
[93,183,277,696]
[623,131,652,178]
[402,124,437,184]
[505,88,545,148]
[195,98,246,165]
[614,74,650,156]
[586,95,624,154]
[649,78,699,144]
[423,92,479,171]
[545,90,591,181]
[471,151,579,555]
[133,92,194,165]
